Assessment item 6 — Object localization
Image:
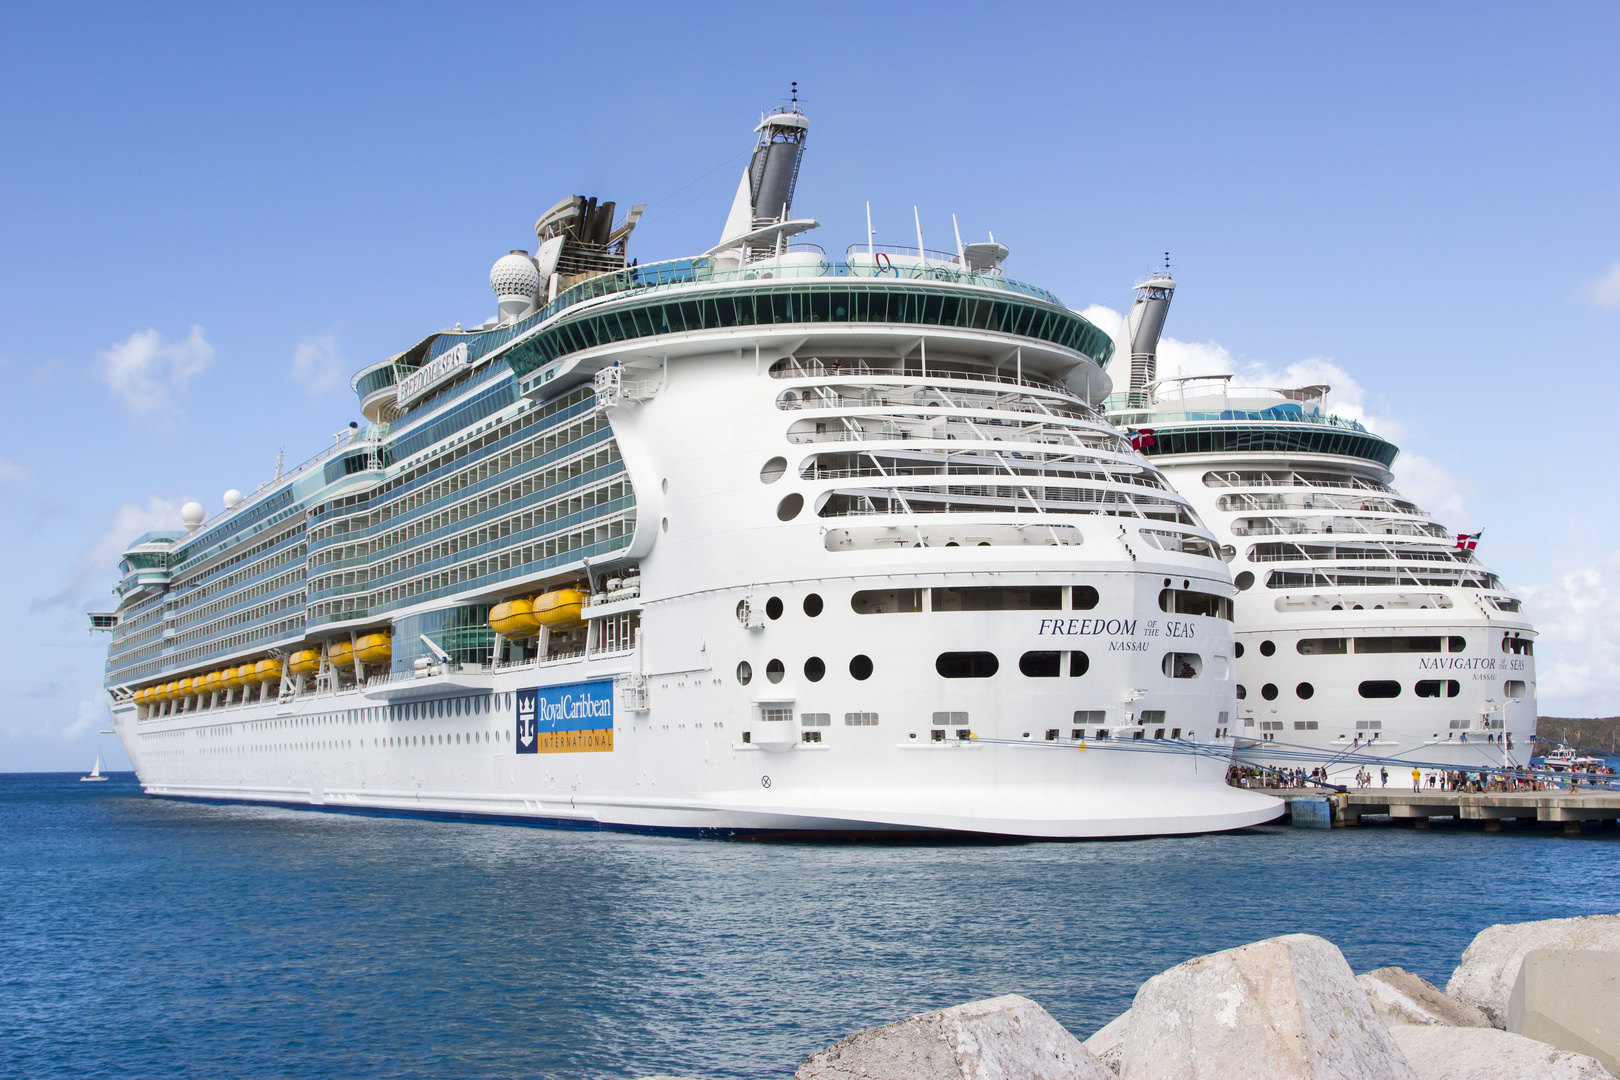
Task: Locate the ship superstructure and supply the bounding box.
[94,103,1278,837]
[1107,274,1537,782]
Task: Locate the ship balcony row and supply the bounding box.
[768,355,1077,398]
[796,452,1168,492]
[813,485,1201,527]
[1230,516,1451,539]
[1199,469,1397,494]
[1215,492,1425,516]
[785,417,1129,453]
[1245,541,1480,565]
[775,384,1098,423]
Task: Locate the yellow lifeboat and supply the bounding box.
[355,633,392,663]
[533,588,586,628]
[255,658,282,682]
[204,671,223,694]
[147,686,161,704]
[489,597,543,637]
[221,666,242,689]
[134,688,147,706]
[165,680,180,699]
[329,639,354,666]
[288,649,321,674]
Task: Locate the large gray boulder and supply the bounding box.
[1357,967,1491,1029]
[1081,1009,1131,1075]
[1118,933,1415,1080]
[1447,914,1620,1028]
[795,993,1113,1080]
[1390,1024,1616,1080]
[1508,949,1620,1074]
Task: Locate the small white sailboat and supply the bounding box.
[80,754,108,782]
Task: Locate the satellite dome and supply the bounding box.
[222,489,243,509]
[181,501,206,530]
[491,251,540,299]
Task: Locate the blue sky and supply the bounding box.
[2,2,1616,770]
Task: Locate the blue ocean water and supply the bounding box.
[5,773,1619,1080]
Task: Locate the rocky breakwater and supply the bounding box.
[649,913,1620,1080]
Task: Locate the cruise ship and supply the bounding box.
[1107,273,1537,783]
[92,103,1280,837]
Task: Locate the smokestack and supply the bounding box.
[1124,263,1176,407]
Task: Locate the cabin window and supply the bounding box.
[1158,589,1233,620]
[932,712,969,726]
[1162,653,1202,679]
[844,712,879,726]
[803,657,826,682]
[1355,636,1441,654]
[1297,637,1347,655]
[1296,682,1314,699]
[851,588,922,614]
[1071,585,1100,610]
[931,586,1061,611]
[1261,684,1278,700]
[1359,680,1402,698]
[936,652,999,678]
[1505,680,1527,699]
[849,654,874,680]
[1070,651,1090,677]
[1019,651,1062,677]
[1293,721,1319,730]
[800,713,831,726]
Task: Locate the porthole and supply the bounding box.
[1069,651,1089,677]
[661,517,669,533]
[1234,571,1255,590]
[776,493,804,521]
[802,593,823,617]
[1261,683,1278,700]
[1236,684,1247,699]
[1072,585,1100,610]
[849,654,874,680]
[765,596,784,620]
[804,657,826,682]
[759,457,787,484]
[1233,641,1245,658]
[766,658,785,683]
[1259,640,1276,657]
[736,661,753,685]
[1296,682,1314,700]
[1358,680,1401,699]
[661,478,669,493]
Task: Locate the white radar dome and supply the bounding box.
[491,251,540,299]
[222,489,243,509]
[491,250,541,326]
[181,501,206,530]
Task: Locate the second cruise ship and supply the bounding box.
[93,102,1279,837]
[1107,273,1537,783]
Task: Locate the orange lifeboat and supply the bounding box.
[204,671,223,694]
[355,633,392,664]
[288,649,321,674]
[533,588,586,629]
[255,658,283,683]
[489,597,543,637]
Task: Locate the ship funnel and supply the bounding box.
[717,83,810,250]
[1124,264,1176,407]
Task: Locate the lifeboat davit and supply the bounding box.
[533,588,586,628]
[355,633,392,663]
[255,658,282,683]
[288,649,321,674]
[489,597,543,637]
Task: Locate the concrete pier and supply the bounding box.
[1271,789,1620,832]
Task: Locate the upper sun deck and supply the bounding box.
[353,245,1113,423]
[1107,375,1396,468]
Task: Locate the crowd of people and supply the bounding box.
[1224,763,1617,792]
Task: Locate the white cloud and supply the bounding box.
[63,700,106,739]
[31,494,185,612]
[1585,261,1620,310]
[1519,552,1620,715]
[96,326,214,416]
[291,329,345,395]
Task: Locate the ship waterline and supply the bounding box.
[97,103,1280,837]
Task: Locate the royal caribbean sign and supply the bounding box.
[395,341,469,406]
[516,678,614,754]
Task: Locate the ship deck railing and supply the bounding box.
[1109,407,1369,433]
[769,357,1074,397]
